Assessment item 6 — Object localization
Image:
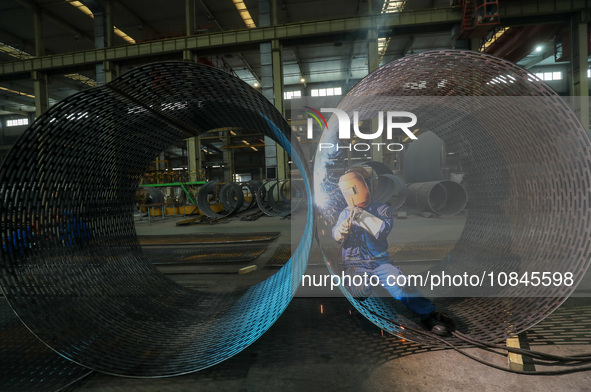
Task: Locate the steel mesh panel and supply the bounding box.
[315,50,591,346]
[0,62,313,377]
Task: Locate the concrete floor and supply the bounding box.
[68,211,591,391]
[75,296,591,392]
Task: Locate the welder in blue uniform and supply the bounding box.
[333,170,454,336]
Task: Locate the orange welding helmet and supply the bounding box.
[339,172,371,208]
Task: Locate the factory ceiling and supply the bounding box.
[0,0,578,115]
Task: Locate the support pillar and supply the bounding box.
[184,2,201,182]
[223,132,234,182]
[183,0,198,62]
[86,0,108,85]
[273,39,288,180]
[188,137,202,181]
[368,1,382,163]
[183,50,197,62]
[104,61,119,83]
[103,0,117,83]
[367,28,379,72]
[33,6,48,117]
[260,0,287,179]
[105,0,114,47]
[186,0,196,36]
[34,6,44,57]
[32,71,49,117]
[570,11,590,131]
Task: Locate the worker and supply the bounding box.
[333,170,455,336]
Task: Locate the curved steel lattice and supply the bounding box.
[0,62,313,377]
[314,50,591,346]
[0,299,92,391]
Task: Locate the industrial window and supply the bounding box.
[283,91,302,100]
[310,87,342,97]
[534,71,562,81]
[6,118,28,127]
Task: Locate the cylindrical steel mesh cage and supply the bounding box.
[0,62,313,377]
[2,50,591,377]
[313,50,591,346]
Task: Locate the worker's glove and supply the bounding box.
[354,209,385,238]
[349,206,364,220]
[334,218,352,242]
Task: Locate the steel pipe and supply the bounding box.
[406,180,466,216]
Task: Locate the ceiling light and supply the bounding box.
[251,146,258,151]
[67,1,93,17]
[242,140,249,145]
[232,0,256,28]
[381,0,406,14]
[0,86,35,99]
[0,43,33,60]
[300,77,306,83]
[535,46,543,52]
[254,81,259,87]
[114,27,136,44]
[64,73,98,87]
[66,0,136,44]
[1,40,97,87]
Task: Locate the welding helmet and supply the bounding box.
[345,166,371,180]
[339,172,371,208]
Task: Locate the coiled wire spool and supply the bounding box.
[219,182,245,213]
[140,186,166,204]
[314,50,591,346]
[251,180,265,203]
[255,179,285,217]
[268,180,293,216]
[288,180,307,214]
[239,182,258,211]
[197,180,229,219]
[0,62,313,377]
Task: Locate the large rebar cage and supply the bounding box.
[313,50,591,346]
[0,62,313,377]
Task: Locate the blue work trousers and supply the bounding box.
[343,261,435,316]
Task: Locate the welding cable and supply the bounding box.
[360,305,591,375]
[338,210,591,369]
[451,330,591,362]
